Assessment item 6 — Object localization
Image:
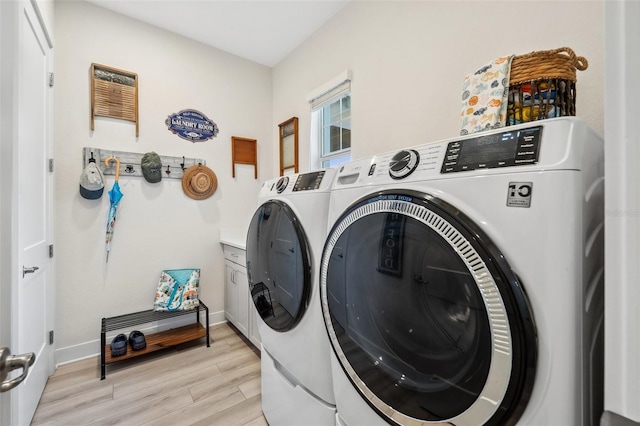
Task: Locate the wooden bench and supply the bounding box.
[100,301,209,379]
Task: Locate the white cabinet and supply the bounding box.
[224,263,239,326]
[222,244,261,349]
[224,245,248,337]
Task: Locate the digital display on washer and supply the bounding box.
[293,170,326,191]
[441,126,542,173]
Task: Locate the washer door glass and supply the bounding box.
[320,190,536,425]
[246,200,311,332]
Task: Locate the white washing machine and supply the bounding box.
[320,117,604,425]
[246,169,337,425]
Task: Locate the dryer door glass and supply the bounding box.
[247,200,312,331]
[320,190,536,425]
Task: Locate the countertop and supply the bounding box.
[219,229,247,250]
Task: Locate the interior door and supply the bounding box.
[0,1,54,424]
[17,0,53,423]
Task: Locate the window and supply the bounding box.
[309,70,352,169]
[316,94,351,168]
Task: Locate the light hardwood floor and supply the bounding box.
[31,323,267,426]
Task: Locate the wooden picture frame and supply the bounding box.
[231,136,257,179]
[279,117,298,176]
[90,63,139,136]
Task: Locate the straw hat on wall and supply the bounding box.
[182,164,217,200]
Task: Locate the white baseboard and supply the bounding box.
[55,310,227,366]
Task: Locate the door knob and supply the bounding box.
[22,266,39,277]
[0,348,35,393]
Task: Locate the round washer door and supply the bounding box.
[246,200,312,332]
[320,190,536,425]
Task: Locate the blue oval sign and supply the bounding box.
[165,109,219,142]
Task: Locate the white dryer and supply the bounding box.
[246,169,337,425]
[320,117,604,425]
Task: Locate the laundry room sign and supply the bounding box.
[506,182,533,207]
[165,109,219,142]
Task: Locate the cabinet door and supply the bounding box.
[225,261,237,324]
[234,265,249,337]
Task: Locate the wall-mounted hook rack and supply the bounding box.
[83,148,206,180]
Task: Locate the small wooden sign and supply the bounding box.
[90,63,139,136]
[231,136,257,179]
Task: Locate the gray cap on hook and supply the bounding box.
[141,152,162,183]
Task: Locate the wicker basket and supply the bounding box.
[506,47,588,126]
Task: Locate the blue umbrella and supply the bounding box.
[104,157,123,262]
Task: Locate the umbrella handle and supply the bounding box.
[104,157,121,182]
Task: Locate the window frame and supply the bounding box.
[308,71,352,170]
[315,92,351,168]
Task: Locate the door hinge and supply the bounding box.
[49,158,54,173]
[49,244,54,258]
[49,330,54,345]
[48,72,54,87]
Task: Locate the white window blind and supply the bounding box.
[308,70,352,110]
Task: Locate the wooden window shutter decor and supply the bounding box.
[91,63,139,136]
[231,136,258,179]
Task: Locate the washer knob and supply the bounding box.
[275,176,289,193]
[389,149,420,179]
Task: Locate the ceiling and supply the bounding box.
[85,0,350,68]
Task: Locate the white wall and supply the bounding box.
[604,1,640,423]
[273,1,605,170]
[54,1,272,362]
